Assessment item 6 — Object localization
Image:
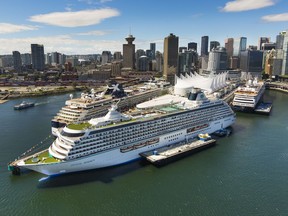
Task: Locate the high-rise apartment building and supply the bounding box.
[12,51,22,72]
[51,52,60,65]
[21,53,31,66]
[31,44,45,71]
[163,33,179,85]
[123,34,135,69]
[101,51,111,65]
[201,36,209,56]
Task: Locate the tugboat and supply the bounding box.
[14,101,35,110]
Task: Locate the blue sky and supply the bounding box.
[0,0,287,55]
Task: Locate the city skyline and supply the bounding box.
[0,0,288,55]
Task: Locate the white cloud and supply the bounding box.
[29,8,120,27]
[76,30,112,36]
[78,0,112,4]
[221,0,275,12]
[0,35,166,55]
[0,23,38,34]
[262,13,288,22]
[99,0,113,3]
[0,35,123,55]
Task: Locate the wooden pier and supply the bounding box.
[140,138,216,166]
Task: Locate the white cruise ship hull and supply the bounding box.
[232,84,265,111]
[18,115,235,175]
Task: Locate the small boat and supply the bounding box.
[14,101,35,110]
[198,133,211,141]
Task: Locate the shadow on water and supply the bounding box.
[37,159,149,189]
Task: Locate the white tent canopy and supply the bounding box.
[174,72,228,96]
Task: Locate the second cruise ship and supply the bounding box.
[232,78,265,111]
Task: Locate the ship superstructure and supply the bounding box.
[232,78,265,111]
[15,88,236,175]
[51,83,165,136]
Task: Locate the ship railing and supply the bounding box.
[8,134,55,164]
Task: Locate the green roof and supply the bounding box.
[67,122,92,130]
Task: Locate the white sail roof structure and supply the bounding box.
[174,72,228,96]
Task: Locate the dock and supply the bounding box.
[254,102,272,115]
[0,100,8,104]
[140,138,216,166]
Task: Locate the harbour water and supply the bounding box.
[1,90,288,215]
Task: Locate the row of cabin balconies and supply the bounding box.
[49,145,67,160]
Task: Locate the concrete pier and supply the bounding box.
[140,138,216,166]
[254,102,272,115]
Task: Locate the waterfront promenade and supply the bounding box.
[0,85,84,100]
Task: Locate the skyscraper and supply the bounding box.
[232,37,247,68]
[177,49,198,75]
[179,47,187,53]
[12,51,22,72]
[113,52,122,61]
[276,32,285,49]
[233,37,247,56]
[225,38,234,68]
[207,47,227,72]
[155,51,163,72]
[258,37,270,50]
[101,51,111,65]
[201,36,209,56]
[21,53,31,66]
[135,49,146,71]
[240,49,263,75]
[31,44,45,71]
[150,43,156,60]
[163,33,179,85]
[210,41,220,51]
[188,42,197,51]
[123,34,135,69]
[51,52,60,65]
[281,31,288,75]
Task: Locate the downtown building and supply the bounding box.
[31,44,45,71]
[163,33,179,85]
[178,49,198,76]
[12,51,22,72]
[122,34,136,70]
[240,48,263,79]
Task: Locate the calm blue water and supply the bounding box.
[0,90,288,216]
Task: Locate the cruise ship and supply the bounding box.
[51,82,166,136]
[232,78,265,111]
[12,88,236,175]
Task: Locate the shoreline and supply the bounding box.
[0,85,86,102]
